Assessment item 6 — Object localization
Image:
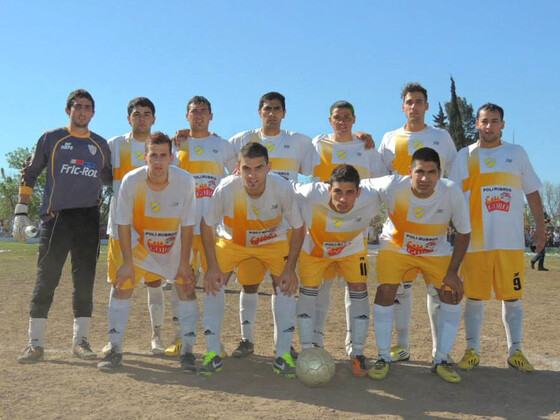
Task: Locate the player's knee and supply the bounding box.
[113,287,134,299]
[147,279,162,288]
[243,284,259,294]
[375,284,399,306]
[347,282,366,292]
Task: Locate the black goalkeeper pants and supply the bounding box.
[29,207,100,319]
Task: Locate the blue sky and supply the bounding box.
[1,0,558,183]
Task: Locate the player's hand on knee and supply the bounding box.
[440,272,464,304]
[12,204,35,242]
[176,263,196,295]
[277,269,299,296]
[203,268,224,296]
[115,263,134,290]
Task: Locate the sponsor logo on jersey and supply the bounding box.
[325,241,350,256]
[506,158,513,163]
[413,208,424,218]
[433,140,440,145]
[265,142,275,152]
[484,157,496,168]
[195,181,216,198]
[145,231,177,254]
[134,151,145,161]
[332,217,343,227]
[194,146,204,156]
[336,150,347,160]
[283,144,290,149]
[406,240,436,255]
[61,142,73,150]
[60,160,98,177]
[485,192,511,212]
[413,140,425,150]
[248,226,278,246]
[88,144,97,155]
[151,201,162,213]
[250,205,260,216]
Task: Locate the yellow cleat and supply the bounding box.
[164,338,182,357]
[390,345,410,362]
[507,350,534,372]
[432,361,461,383]
[368,359,390,380]
[457,348,480,370]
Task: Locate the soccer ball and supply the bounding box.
[296,348,336,387]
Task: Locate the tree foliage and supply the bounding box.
[433,102,447,128]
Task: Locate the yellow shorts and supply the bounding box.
[461,250,525,300]
[299,251,368,287]
[107,237,123,284]
[216,238,289,285]
[376,250,451,289]
[191,235,207,273]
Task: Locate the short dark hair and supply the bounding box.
[401,82,428,102]
[187,95,212,113]
[411,147,440,171]
[239,142,269,164]
[127,97,155,116]
[329,164,360,189]
[66,89,95,111]
[476,103,504,121]
[146,131,172,154]
[258,92,286,111]
[329,100,355,117]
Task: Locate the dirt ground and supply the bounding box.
[1,242,559,420]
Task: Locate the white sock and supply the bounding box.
[373,304,394,362]
[427,285,441,357]
[393,283,412,350]
[147,285,165,337]
[502,300,523,357]
[72,317,92,346]
[272,286,296,357]
[344,286,352,355]
[240,291,258,342]
[28,318,47,347]
[464,298,485,354]
[107,296,132,353]
[170,286,181,340]
[297,287,318,350]
[313,279,333,346]
[349,290,370,357]
[178,300,199,354]
[434,302,461,364]
[202,286,225,354]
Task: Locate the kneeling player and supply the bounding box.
[201,142,304,377]
[367,147,470,383]
[97,133,198,372]
[295,164,380,376]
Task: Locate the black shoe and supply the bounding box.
[530,261,535,269]
[538,267,549,271]
[232,339,254,358]
[180,352,196,373]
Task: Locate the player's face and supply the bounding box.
[328,181,361,213]
[128,106,155,136]
[238,156,270,198]
[410,160,440,198]
[187,103,213,131]
[476,110,505,147]
[65,97,94,129]
[329,108,356,136]
[258,99,286,131]
[145,143,173,178]
[402,92,429,125]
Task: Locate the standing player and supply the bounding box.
[164,96,236,358]
[451,103,545,372]
[16,89,111,363]
[377,82,457,363]
[295,164,380,376]
[97,133,198,371]
[310,100,387,352]
[367,148,470,383]
[104,97,167,355]
[200,142,304,377]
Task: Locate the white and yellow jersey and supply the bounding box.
[378,126,457,176]
[294,181,380,258]
[229,128,314,181]
[450,141,541,253]
[365,175,470,256]
[312,134,387,182]
[107,133,150,238]
[116,166,196,280]
[176,135,236,235]
[203,172,303,247]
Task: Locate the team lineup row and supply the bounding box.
[14,85,546,385]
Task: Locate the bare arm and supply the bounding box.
[275,225,305,296]
[526,191,546,253]
[176,225,195,295]
[354,132,375,150]
[200,219,228,295]
[440,232,470,304]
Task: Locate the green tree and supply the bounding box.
[446,77,468,150]
[433,102,448,128]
